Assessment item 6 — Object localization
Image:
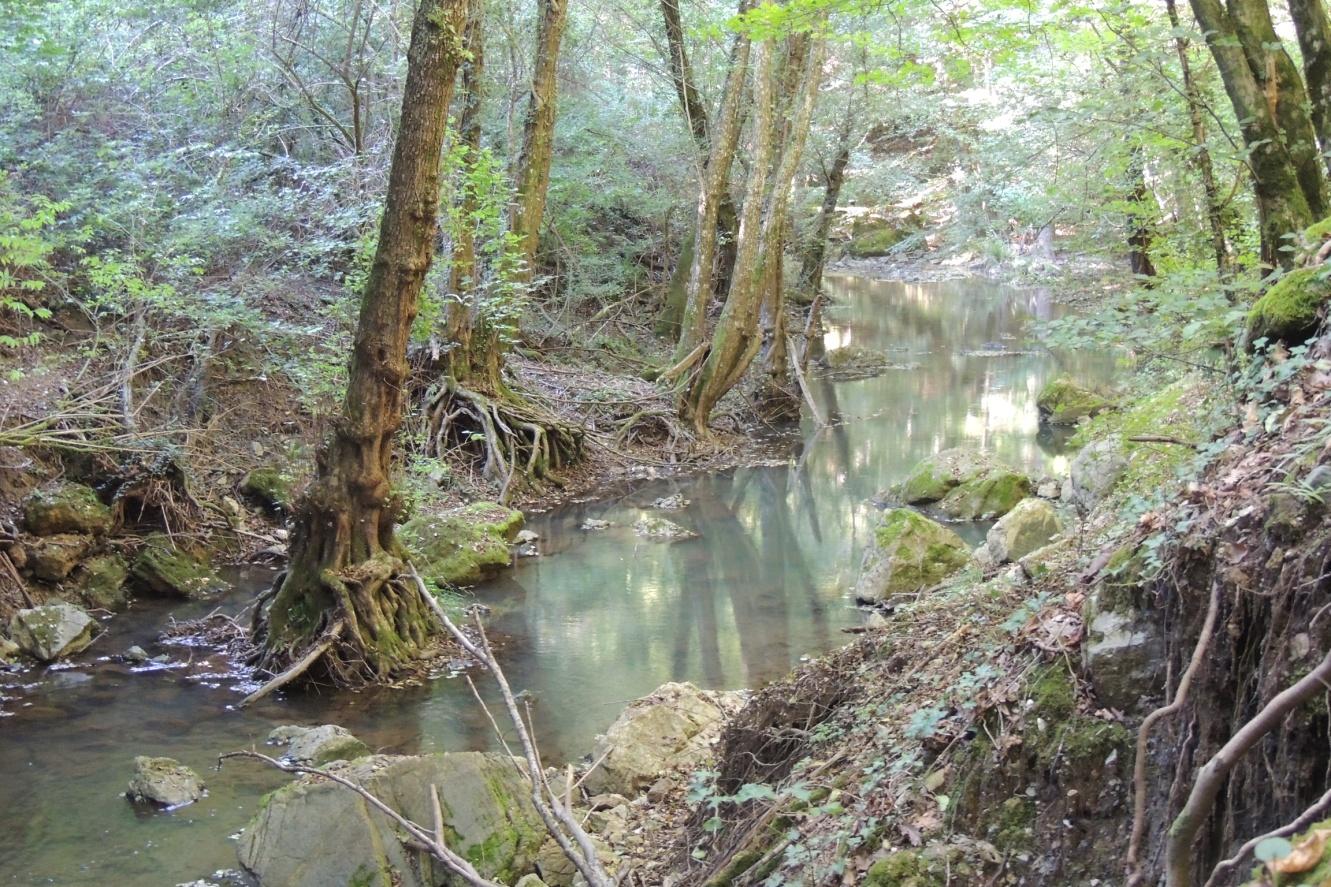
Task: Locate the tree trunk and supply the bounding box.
[1126,143,1158,278]
[1167,0,1231,275]
[797,117,852,295]
[1287,0,1331,178]
[1189,0,1318,267]
[442,8,503,393]
[674,31,752,361]
[254,0,471,686]
[510,0,568,285]
[682,30,825,431]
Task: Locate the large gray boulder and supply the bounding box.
[583,682,740,797]
[853,508,970,603]
[8,603,98,661]
[127,756,205,808]
[1063,437,1128,511]
[267,724,370,766]
[985,498,1064,564]
[238,752,545,887]
[1082,586,1165,713]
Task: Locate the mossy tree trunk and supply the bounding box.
[681,28,825,431]
[655,0,742,338]
[255,0,471,685]
[1166,0,1231,275]
[1287,0,1331,176]
[673,26,752,360]
[510,0,568,286]
[1189,0,1322,268]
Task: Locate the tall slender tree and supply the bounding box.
[510,0,568,284]
[252,0,471,685]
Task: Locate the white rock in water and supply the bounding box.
[267,724,368,766]
[126,756,205,808]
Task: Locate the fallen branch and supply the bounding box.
[786,334,827,428]
[1203,782,1331,887]
[1128,435,1196,447]
[219,749,498,887]
[1166,648,1331,887]
[659,342,707,386]
[237,620,344,708]
[1126,580,1221,885]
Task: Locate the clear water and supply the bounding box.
[0,274,1115,885]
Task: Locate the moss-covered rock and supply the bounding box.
[239,467,296,513]
[897,449,1000,504]
[268,724,370,766]
[26,533,94,581]
[846,218,917,258]
[863,850,946,887]
[1036,378,1114,426]
[73,552,130,611]
[1063,436,1129,511]
[131,533,227,599]
[8,602,98,661]
[937,469,1031,520]
[1247,266,1329,346]
[984,498,1063,563]
[400,502,524,587]
[238,752,546,887]
[23,483,112,536]
[126,756,205,808]
[854,509,970,603]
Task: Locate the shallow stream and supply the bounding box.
[0,274,1114,885]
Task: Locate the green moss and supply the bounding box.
[1036,378,1114,426]
[23,483,112,535]
[938,469,1031,519]
[863,851,945,887]
[75,553,129,611]
[847,220,916,258]
[1248,266,1329,345]
[990,796,1035,849]
[131,533,227,599]
[239,467,296,513]
[866,509,970,598]
[400,502,524,588]
[1028,665,1077,721]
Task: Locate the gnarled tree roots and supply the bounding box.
[426,378,583,501]
[248,554,440,695]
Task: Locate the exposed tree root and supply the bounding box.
[425,378,583,502]
[239,619,344,708]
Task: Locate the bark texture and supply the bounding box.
[255,0,471,685]
[511,0,568,284]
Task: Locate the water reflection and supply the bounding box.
[0,275,1114,885]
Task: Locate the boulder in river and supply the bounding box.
[268,724,370,766]
[1036,378,1114,426]
[26,533,94,582]
[984,498,1064,564]
[401,502,524,587]
[23,483,112,536]
[937,469,1031,520]
[896,449,999,504]
[633,514,697,541]
[131,533,227,599]
[8,602,98,661]
[583,682,742,797]
[853,508,970,604]
[126,756,205,808]
[238,752,545,887]
[1063,436,1128,511]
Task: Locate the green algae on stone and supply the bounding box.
[74,552,130,611]
[400,502,524,587]
[23,483,112,536]
[239,467,296,513]
[846,218,916,258]
[1247,266,1329,345]
[898,449,999,504]
[854,509,970,603]
[131,533,227,599]
[1036,378,1114,426]
[938,469,1031,520]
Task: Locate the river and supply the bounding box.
[0,273,1114,885]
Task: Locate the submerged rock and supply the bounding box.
[73,552,130,611]
[583,682,741,797]
[580,519,612,531]
[23,483,112,536]
[1036,378,1114,426]
[937,469,1031,520]
[1063,436,1128,511]
[896,449,999,504]
[854,508,970,603]
[132,534,227,599]
[127,756,205,808]
[401,502,524,587]
[984,498,1064,564]
[633,514,697,541]
[268,724,370,766]
[26,533,94,582]
[238,752,545,887]
[651,494,688,510]
[8,603,98,661]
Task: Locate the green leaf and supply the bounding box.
[1254,836,1293,863]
